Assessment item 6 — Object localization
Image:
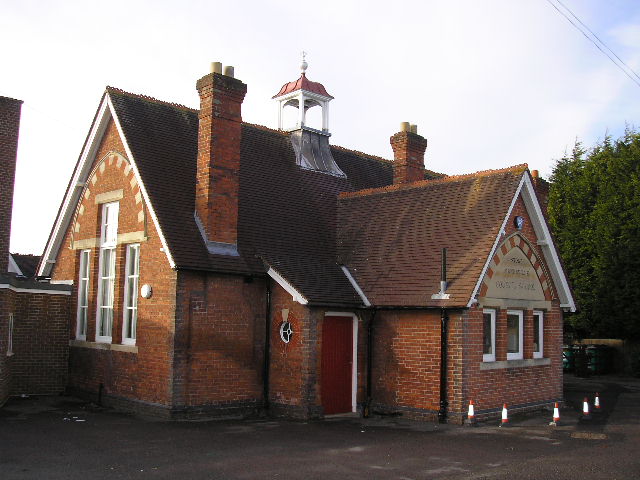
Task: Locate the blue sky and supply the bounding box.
[3,0,640,254]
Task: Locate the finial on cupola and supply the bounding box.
[272,52,334,133]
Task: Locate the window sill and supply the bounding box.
[480,357,551,370]
[6,352,14,357]
[69,339,138,354]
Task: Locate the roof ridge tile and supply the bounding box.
[339,163,528,199]
[105,86,198,113]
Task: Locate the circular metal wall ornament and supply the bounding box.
[140,284,153,299]
[279,321,293,343]
[514,216,525,230]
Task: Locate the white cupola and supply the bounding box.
[273,53,333,134]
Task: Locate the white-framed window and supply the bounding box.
[506,310,524,360]
[7,313,14,356]
[482,308,496,362]
[96,202,119,343]
[122,244,140,345]
[533,311,544,359]
[76,249,91,340]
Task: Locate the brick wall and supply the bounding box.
[0,282,70,403]
[0,96,23,273]
[455,302,563,422]
[53,120,178,411]
[172,270,266,418]
[370,309,442,420]
[0,290,11,405]
[268,282,320,418]
[9,289,70,394]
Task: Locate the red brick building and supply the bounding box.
[37,63,575,421]
[1,96,71,407]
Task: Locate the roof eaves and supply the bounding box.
[266,265,308,305]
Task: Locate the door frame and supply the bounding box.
[324,312,358,413]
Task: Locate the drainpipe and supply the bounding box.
[263,278,272,412]
[364,308,378,418]
[438,308,449,423]
[438,247,449,423]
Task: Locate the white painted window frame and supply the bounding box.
[76,249,91,340]
[533,311,544,359]
[482,308,496,362]
[122,244,140,345]
[325,312,358,413]
[7,313,14,356]
[506,310,524,360]
[96,202,118,343]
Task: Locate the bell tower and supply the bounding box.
[273,53,333,134]
[273,56,344,177]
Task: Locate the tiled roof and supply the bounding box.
[337,166,526,307]
[108,88,527,308]
[107,89,394,305]
[10,254,41,278]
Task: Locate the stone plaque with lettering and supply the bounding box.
[485,247,545,301]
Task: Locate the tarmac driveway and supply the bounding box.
[1,375,639,479]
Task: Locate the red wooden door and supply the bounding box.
[321,316,353,415]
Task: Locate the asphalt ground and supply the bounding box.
[1,374,639,479]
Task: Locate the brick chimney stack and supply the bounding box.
[390,122,427,184]
[0,96,23,272]
[195,63,247,253]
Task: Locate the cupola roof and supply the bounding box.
[273,56,333,99]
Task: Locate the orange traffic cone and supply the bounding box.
[594,393,601,412]
[500,403,509,427]
[550,402,560,426]
[466,400,476,426]
[582,397,591,420]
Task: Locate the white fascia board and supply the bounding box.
[37,93,177,277]
[520,175,576,312]
[8,254,23,276]
[106,94,176,269]
[267,267,308,305]
[467,176,524,308]
[467,173,576,312]
[38,97,112,278]
[0,284,71,295]
[341,265,371,307]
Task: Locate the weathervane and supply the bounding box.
[300,50,308,75]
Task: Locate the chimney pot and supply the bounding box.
[224,65,235,78]
[400,122,410,132]
[210,62,222,74]
[410,124,417,134]
[531,169,539,178]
